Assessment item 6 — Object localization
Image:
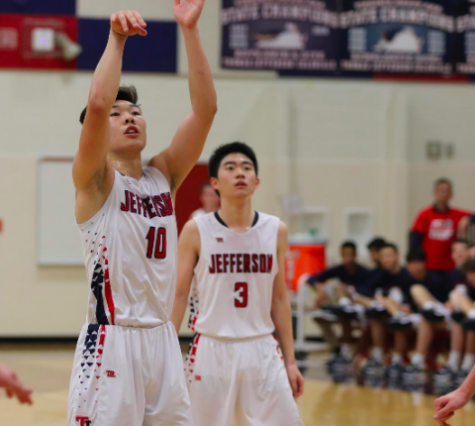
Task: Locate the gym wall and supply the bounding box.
[1,0,475,337]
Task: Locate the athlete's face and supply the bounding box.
[109,101,147,155]
[434,183,452,207]
[341,247,356,266]
[452,242,469,267]
[380,247,399,271]
[211,153,260,199]
[200,185,220,212]
[407,260,426,281]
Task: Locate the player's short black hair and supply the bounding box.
[208,142,259,179]
[434,177,452,190]
[463,259,475,274]
[406,249,426,263]
[381,242,398,253]
[367,237,386,251]
[341,241,357,252]
[453,238,469,248]
[79,85,139,125]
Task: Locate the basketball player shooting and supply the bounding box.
[171,142,304,426]
[69,3,216,426]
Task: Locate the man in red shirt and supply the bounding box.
[410,178,470,278]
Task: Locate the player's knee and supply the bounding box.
[410,284,426,300]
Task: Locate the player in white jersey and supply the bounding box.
[69,3,216,426]
[172,142,304,426]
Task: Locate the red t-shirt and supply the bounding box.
[412,206,471,271]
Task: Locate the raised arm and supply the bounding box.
[73,11,147,192]
[271,222,304,399]
[171,220,201,334]
[149,0,217,192]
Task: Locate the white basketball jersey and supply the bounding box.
[191,212,280,339]
[77,166,177,328]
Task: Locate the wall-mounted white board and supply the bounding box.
[37,157,84,266]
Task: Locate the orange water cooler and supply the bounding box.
[285,237,326,293]
[286,236,327,362]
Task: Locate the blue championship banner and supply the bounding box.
[221,0,339,72]
[454,0,475,77]
[339,0,455,76]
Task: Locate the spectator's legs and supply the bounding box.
[369,320,385,362]
[461,331,475,372]
[314,318,339,352]
[447,322,464,372]
[411,284,438,307]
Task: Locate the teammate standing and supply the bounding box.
[171,142,304,426]
[70,3,216,425]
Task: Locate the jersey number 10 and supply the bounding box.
[146,227,167,259]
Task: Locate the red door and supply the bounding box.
[174,163,210,234]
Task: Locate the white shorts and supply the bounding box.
[68,322,193,426]
[185,334,303,426]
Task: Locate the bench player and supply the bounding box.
[172,142,304,426]
[69,3,216,426]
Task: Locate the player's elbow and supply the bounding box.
[193,99,218,120]
[86,97,110,116]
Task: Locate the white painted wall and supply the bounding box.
[1,1,475,336]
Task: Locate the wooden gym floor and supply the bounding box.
[1,345,475,426]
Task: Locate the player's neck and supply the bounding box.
[218,198,254,232]
[109,155,143,180]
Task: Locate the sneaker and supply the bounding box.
[330,355,353,384]
[325,351,341,375]
[433,366,456,390]
[422,307,446,323]
[462,317,475,331]
[455,369,470,388]
[402,365,427,390]
[322,304,358,320]
[313,310,339,322]
[386,314,413,331]
[451,310,466,323]
[362,357,385,387]
[386,363,404,389]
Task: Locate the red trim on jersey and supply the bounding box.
[102,247,116,325]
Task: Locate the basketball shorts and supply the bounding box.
[68,322,193,426]
[185,333,303,426]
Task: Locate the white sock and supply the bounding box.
[341,344,352,360]
[411,353,425,368]
[422,301,436,310]
[339,297,351,306]
[447,351,461,371]
[462,354,475,372]
[468,309,475,319]
[392,353,403,365]
[371,347,383,362]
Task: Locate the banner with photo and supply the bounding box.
[340,0,455,77]
[454,0,475,77]
[221,0,339,73]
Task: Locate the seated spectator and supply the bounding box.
[189,182,220,219]
[356,244,421,386]
[307,241,370,368]
[367,237,387,269]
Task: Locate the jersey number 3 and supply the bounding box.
[234,282,248,308]
[146,227,167,259]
